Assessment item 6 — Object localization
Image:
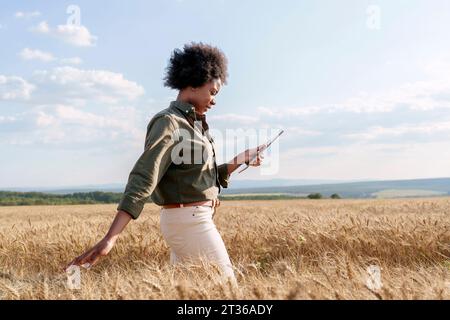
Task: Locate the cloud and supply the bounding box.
[0,75,35,100]
[0,66,145,107]
[0,116,16,123]
[283,126,322,137]
[32,66,145,104]
[30,21,50,33]
[209,113,260,125]
[281,145,342,159]
[19,48,82,65]
[18,48,83,65]
[277,141,450,180]
[35,110,55,127]
[59,57,83,65]
[30,21,97,47]
[19,48,55,62]
[420,59,450,78]
[257,106,322,118]
[54,24,97,47]
[52,105,131,130]
[344,121,450,141]
[0,64,146,149]
[333,80,450,113]
[15,11,41,19]
[254,73,450,119]
[1,105,143,147]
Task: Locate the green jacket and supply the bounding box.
[117,100,230,219]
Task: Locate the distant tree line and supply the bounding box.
[307,193,341,199]
[220,194,302,201]
[0,191,125,206]
[0,191,342,206]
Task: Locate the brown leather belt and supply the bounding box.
[162,199,220,209]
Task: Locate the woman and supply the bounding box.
[65,42,264,282]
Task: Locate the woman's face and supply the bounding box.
[189,78,222,115]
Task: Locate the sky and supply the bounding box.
[1,0,450,188]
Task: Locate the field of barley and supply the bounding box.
[0,198,449,300]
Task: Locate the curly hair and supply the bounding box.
[163,42,228,90]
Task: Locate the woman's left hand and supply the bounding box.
[241,144,266,167]
[247,150,264,167]
[229,144,265,174]
[64,237,116,272]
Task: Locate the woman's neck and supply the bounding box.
[176,93,205,115]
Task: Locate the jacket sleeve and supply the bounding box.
[117,115,176,219]
[217,163,230,189]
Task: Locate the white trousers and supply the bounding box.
[159,205,236,282]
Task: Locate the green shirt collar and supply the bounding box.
[170,100,196,119]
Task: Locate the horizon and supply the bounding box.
[1,1,450,187]
[2,176,450,192]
